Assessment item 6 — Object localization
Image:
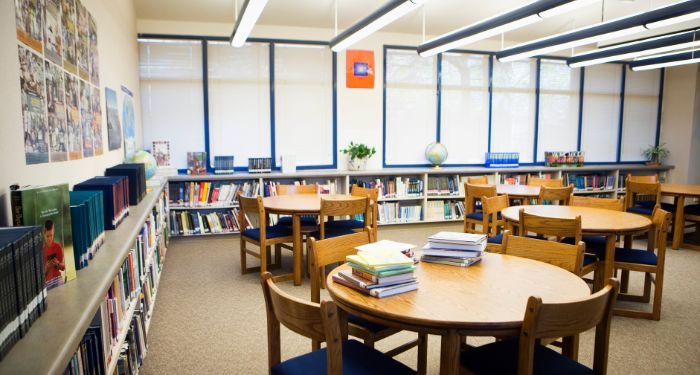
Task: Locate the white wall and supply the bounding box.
[0,0,142,225]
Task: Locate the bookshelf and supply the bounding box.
[0,181,168,374]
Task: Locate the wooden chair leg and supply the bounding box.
[620,270,630,294]
[240,237,247,274]
[312,339,321,351]
[417,333,428,375]
[275,244,282,267]
[363,336,375,349]
[260,242,267,274]
[642,272,652,303]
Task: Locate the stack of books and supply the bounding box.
[420,232,486,267]
[74,176,130,230]
[333,240,418,298]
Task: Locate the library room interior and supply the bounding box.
[3,0,700,374]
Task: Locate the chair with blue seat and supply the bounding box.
[307,230,427,374]
[238,193,295,278]
[481,194,510,252]
[311,196,370,240]
[325,185,379,240]
[536,185,573,205]
[274,184,319,228]
[460,278,619,375]
[467,175,489,184]
[501,231,584,275]
[260,272,416,375]
[527,176,564,188]
[624,177,661,218]
[613,206,670,320]
[464,183,497,234]
[627,174,676,213]
[567,195,624,261]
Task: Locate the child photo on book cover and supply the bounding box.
[43,219,66,288]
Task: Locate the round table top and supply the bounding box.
[661,183,700,197]
[502,205,651,234]
[496,184,540,197]
[327,253,590,334]
[262,194,363,214]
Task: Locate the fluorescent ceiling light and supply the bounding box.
[497,0,700,62]
[567,29,700,67]
[418,0,600,57]
[230,0,268,47]
[646,11,700,28]
[630,49,700,70]
[330,0,427,52]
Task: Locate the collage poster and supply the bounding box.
[61,0,77,74]
[64,72,82,160]
[19,45,48,165]
[76,2,89,81]
[88,13,99,86]
[105,88,121,151]
[79,80,93,157]
[45,61,68,162]
[44,0,62,65]
[15,0,44,53]
[122,86,136,160]
[91,85,103,155]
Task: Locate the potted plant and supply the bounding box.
[341,142,376,171]
[643,143,669,166]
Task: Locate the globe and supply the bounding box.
[130,150,157,179]
[425,142,448,167]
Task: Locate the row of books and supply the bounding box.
[426,176,461,196]
[169,209,247,236]
[420,232,485,267]
[351,177,424,199]
[498,173,555,185]
[333,240,418,298]
[262,180,339,197]
[70,191,106,271]
[0,226,46,360]
[64,322,105,375]
[170,181,259,208]
[425,201,465,221]
[564,173,616,191]
[115,309,148,375]
[377,203,422,224]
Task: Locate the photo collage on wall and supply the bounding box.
[15,0,104,165]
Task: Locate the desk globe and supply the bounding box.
[130,150,157,179]
[425,142,448,167]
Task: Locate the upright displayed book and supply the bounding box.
[73,176,130,230]
[420,232,485,267]
[11,183,77,287]
[69,190,106,270]
[105,163,146,205]
[187,152,207,175]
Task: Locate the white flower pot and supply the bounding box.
[348,157,368,171]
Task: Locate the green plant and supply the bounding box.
[643,143,669,163]
[340,142,376,160]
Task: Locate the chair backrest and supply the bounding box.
[319,196,370,239]
[237,193,266,230]
[467,175,489,184]
[519,208,582,243]
[624,176,660,210]
[649,206,671,262]
[628,173,658,183]
[480,194,509,236]
[538,185,574,205]
[518,279,619,375]
[465,183,497,214]
[527,177,564,187]
[275,183,318,195]
[308,229,374,303]
[501,231,584,275]
[569,195,624,212]
[351,184,379,237]
[260,272,344,374]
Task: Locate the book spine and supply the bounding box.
[10,192,23,226]
[351,267,378,282]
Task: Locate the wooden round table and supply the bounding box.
[660,183,700,249]
[263,194,364,285]
[496,184,540,204]
[501,205,652,283]
[327,253,590,375]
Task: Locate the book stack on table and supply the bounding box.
[420,232,486,267]
[333,240,419,298]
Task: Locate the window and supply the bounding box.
[580,64,623,162]
[620,67,661,161]
[490,58,537,163]
[139,39,204,169]
[384,48,437,166]
[536,59,581,162]
[207,41,270,168]
[439,52,490,164]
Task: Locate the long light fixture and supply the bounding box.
[567,29,700,67]
[496,0,700,62]
[230,0,269,47]
[330,0,427,52]
[630,49,700,70]
[417,0,600,57]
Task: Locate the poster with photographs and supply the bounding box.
[88,13,99,86]
[44,0,62,65]
[91,85,103,155]
[45,61,68,162]
[152,141,171,167]
[15,0,44,53]
[19,45,48,164]
[105,88,121,151]
[64,73,82,160]
[79,80,93,157]
[76,2,89,81]
[122,86,136,160]
[61,0,77,74]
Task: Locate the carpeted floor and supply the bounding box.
[140,223,700,374]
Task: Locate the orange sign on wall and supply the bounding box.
[346,50,375,89]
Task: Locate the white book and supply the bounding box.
[355,240,415,253]
[428,231,487,244]
[421,245,482,258]
[424,241,486,252]
[218,184,230,202]
[370,281,419,298]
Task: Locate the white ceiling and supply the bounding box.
[134,0,695,42]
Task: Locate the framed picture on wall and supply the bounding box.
[346,50,374,89]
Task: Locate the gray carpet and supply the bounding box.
[140,223,700,374]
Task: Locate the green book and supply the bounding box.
[347,261,414,277]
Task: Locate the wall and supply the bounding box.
[0,0,142,225]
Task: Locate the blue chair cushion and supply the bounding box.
[636,200,656,209]
[271,339,416,375]
[466,212,502,221]
[309,227,357,240]
[325,219,365,230]
[562,236,607,259]
[347,313,387,333]
[615,248,658,265]
[487,233,504,244]
[660,202,676,212]
[583,253,598,267]
[460,338,593,375]
[627,205,653,215]
[634,201,676,212]
[242,225,293,241]
[277,215,318,226]
[685,204,700,216]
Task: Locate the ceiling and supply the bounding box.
[134,0,696,42]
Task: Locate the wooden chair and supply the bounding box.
[275,184,319,228]
[260,272,416,375]
[481,194,509,252]
[626,174,676,214]
[467,175,489,184]
[628,174,659,183]
[501,231,584,275]
[307,231,427,373]
[527,176,564,187]
[324,185,379,239]
[566,195,624,267]
[461,279,619,375]
[237,193,294,279]
[312,196,370,240]
[464,183,497,233]
[624,176,661,217]
[537,185,574,205]
[613,206,671,320]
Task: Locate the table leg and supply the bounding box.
[672,196,685,249]
[620,235,632,293]
[293,214,302,286]
[603,235,616,286]
[440,329,461,375]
